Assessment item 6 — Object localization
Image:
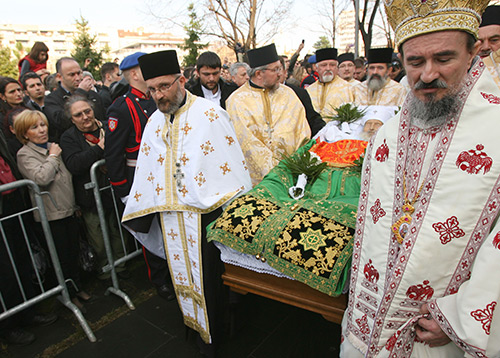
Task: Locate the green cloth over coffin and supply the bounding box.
[207,140,361,297]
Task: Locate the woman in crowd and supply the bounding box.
[0,78,27,135]
[14,110,91,310]
[60,96,127,280]
[18,42,50,79]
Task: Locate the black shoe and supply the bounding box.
[30,313,58,327]
[3,329,35,346]
[156,284,175,301]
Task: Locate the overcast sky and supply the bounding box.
[0,0,340,53]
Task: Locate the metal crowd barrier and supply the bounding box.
[84,159,141,310]
[0,179,96,342]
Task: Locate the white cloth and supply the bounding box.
[122,92,252,343]
[344,58,500,357]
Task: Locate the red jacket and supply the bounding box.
[18,56,47,75]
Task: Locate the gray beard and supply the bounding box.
[161,89,184,115]
[408,94,459,128]
[367,75,385,92]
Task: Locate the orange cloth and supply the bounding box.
[310,139,368,167]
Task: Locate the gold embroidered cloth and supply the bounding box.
[352,79,407,107]
[207,141,361,296]
[306,76,354,120]
[226,82,311,186]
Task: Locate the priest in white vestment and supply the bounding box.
[121,50,252,355]
[341,1,500,357]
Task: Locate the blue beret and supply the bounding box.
[308,54,316,64]
[120,52,147,71]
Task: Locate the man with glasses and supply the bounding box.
[44,57,106,142]
[226,43,311,186]
[306,47,354,121]
[104,52,171,299]
[185,51,237,109]
[121,50,251,355]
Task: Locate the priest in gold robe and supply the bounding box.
[352,48,407,106]
[226,44,311,187]
[306,48,354,120]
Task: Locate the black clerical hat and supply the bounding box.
[481,6,500,27]
[247,44,279,68]
[367,48,393,64]
[138,50,181,81]
[338,53,355,65]
[315,48,338,62]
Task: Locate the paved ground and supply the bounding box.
[0,257,341,358]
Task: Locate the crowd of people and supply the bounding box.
[1,2,500,356]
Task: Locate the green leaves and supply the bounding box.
[325,103,366,125]
[283,149,327,186]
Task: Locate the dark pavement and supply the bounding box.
[0,257,341,358]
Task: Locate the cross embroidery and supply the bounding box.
[187,235,196,247]
[167,229,178,241]
[134,191,142,202]
[155,184,164,196]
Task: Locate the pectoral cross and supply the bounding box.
[265,126,274,136]
[173,162,184,188]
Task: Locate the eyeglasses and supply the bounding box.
[148,76,181,95]
[264,66,283,73]
[72,108,93,119]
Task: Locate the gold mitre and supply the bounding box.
[384,0,490,47]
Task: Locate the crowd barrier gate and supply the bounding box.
[84,159,142,310]
[0,179,96,342]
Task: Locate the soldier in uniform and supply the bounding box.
[105,52,174,301]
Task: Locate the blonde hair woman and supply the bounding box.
[15,110,91,310]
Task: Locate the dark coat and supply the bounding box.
[286,83,326,137]
[60,125,109,210]
[104,87,156,198]
[186,78,238,109]
[44,84,106,143]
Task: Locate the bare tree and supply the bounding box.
[204,0,294,55]
[352,0,381,56]
[314,0,351,47]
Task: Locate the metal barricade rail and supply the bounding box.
[0,179,96,342]
[84,159,142,309]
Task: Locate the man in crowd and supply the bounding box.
[337,52,357,84]
[341,1,500,356]
[226,43,311,186]
[121,50,251,355]
[306,47,353,120]
[21,72,45,111]
[479,5,500,89]
[186,51,237,109]
[99,62,122,110]
[388,56,405,83]
[229,62,250,87]
[300,54,319,88]
[44,57,105,142]
[104,52,173,300]
[352,48,406,106]
[478,5,500,58]
[354,58,367,82]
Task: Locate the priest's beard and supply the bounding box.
[367,74,386,92]
[321,71,334,83]
[158,89,184,115]
[409,79,461,128]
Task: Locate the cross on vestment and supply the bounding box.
[174,162,185,189]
